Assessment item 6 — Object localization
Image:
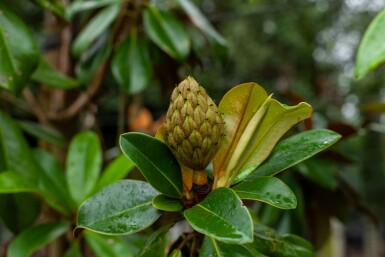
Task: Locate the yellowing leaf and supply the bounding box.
[213,83,313,187]
[213,83,268,184]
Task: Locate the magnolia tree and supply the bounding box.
[77,76,341,256]
[5,0,385,256]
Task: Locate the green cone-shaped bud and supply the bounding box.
[164,76,224,170]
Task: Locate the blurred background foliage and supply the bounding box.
[1,0,385,256]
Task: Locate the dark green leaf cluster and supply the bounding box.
[76,129,340,256]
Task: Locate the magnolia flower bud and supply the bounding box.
[164,76,224,171]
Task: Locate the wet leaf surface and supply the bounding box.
[244,129,341,180]
[184,187,253,244]
[233,176,297,209]
[120,132,183,198]
[77,180,161,235]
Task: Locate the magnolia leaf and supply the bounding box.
[76,35,111,85]
[143,5,190,62]
[0,194,41,234]
[17,120,66,147]
[77,180,161,235]
[66,0,123,21]
[244,129,341,180]
[33,149,75,214]
[7,220,70,257]
[0,171,39,193]
[355,8,385,79]
[72,4,120,57]
[251,223,315,257]
[31,57,79,89]
[176,0,227,48]
[120,132,183,198]
[0,4,39,94]
[66,131,102,208]
[184,187,253,244]
[152,194,183,212]
[232,176,297,209]
[214,83,312,187]
[111,32,151,94]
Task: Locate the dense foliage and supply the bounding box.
[0,0,384,256]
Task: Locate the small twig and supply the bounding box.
[190,234,196,257]
[23,88,49,124]
[176,233,194,251]
[48,2,129,121]
[48,61,108,121]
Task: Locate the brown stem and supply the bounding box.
[117,88,128,142]
[23,88,49,125]
[48,2,129,122]
[48,61,108,121]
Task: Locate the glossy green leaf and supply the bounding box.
[136,225,169,257]
[251,224,315,257]
[120,132,183,198]
[7,220,71,257]
[0,172,38,193]
[32,0,65,18]
[85,231,133,257]
[17,120,66,147]
[232,176,296,209]
[33,149,75,214]
[66,0,123,21]
[66,131,102,207]
[184,187,253,244]
[0,149,72,216]
[0,111,42,232]
[168,249,182,257]
[0,110,42,179]
[0,4,40,94]
[176,0,227,48]
[244,129,341,180]
[63,241,82,257]
[143,5,190,62]
[0,193,41,234]
[296,157,338,190]
[214,83,312,187]
[72,4,120,57]
[112,33,151,93]
[77,180,161,235]
[31,58,79,89]
[199,236,266,257]
[94,154,135,193]
[355,8,385,79]
[152,194,183,212]
[76,35,111,85]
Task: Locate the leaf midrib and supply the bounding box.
[189,204,243,237]
[238,104,310,171]
[218,86,255,174]
[123,138,182,196]
[82,201,153,227]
